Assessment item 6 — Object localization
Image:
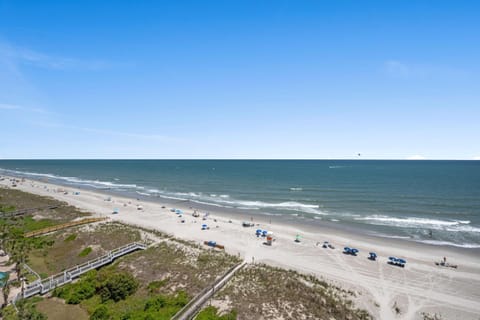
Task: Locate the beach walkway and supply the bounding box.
[171,261,247,320]
[16,242,147,302]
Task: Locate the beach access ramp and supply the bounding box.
[171,260,247,320]
[18,242,147,300]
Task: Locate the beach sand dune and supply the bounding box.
[2,178,480,320]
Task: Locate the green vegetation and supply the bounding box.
[78,246,93,257]
[22,216,57,232]
[196,306,237,320]
[0,204,16,213]
[147,279,168,294]
[64,233,77,242]
[54,269,139,304]
[98,272,138,302]
[52,268,189,319]
[1,297,46,320]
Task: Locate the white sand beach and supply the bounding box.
[2,177,480,320]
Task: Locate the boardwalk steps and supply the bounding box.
[0,205,59,218]
[25,217,108,237]
[171,261,247,320]
[20,242,147,299]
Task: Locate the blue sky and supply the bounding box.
[0,1,479,159]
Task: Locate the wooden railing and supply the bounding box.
[19,242,147,299]
[171,261,246,320]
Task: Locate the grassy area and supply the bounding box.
[35,298,89,320]
[117,241,242,297]
[27,222,142,277]
[0,188,91,222]
[210,263,371,320]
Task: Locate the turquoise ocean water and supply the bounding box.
[1,160,479,248]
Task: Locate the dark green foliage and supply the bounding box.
[91,305,110,320]
[54,271,97,304]
[98,272,138,302]
[121,291,189,319]
[196,306,237,320]
[78,246,93,257]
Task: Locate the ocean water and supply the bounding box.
[1,160,479,248]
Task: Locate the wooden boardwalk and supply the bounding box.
[171,261,247,320]
[20,242,147,299]
[25,217,107,237]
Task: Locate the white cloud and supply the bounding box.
[0,103,48,114]
[406,155,426,160]
[0,41,111,71]
[473,156,480,160]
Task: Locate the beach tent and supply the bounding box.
[295,234,301,243]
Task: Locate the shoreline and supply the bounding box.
[2,165,479,251]
[2,176,480,319]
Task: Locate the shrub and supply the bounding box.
[98,272,138,302]
[91,305,110,320]
[78,247,92,257]
[53,270,97,304]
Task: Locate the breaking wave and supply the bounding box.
[355,215,479,232]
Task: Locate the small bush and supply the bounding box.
[78,247,92,257]
[64,234,77,242]
[147,279,168,293]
